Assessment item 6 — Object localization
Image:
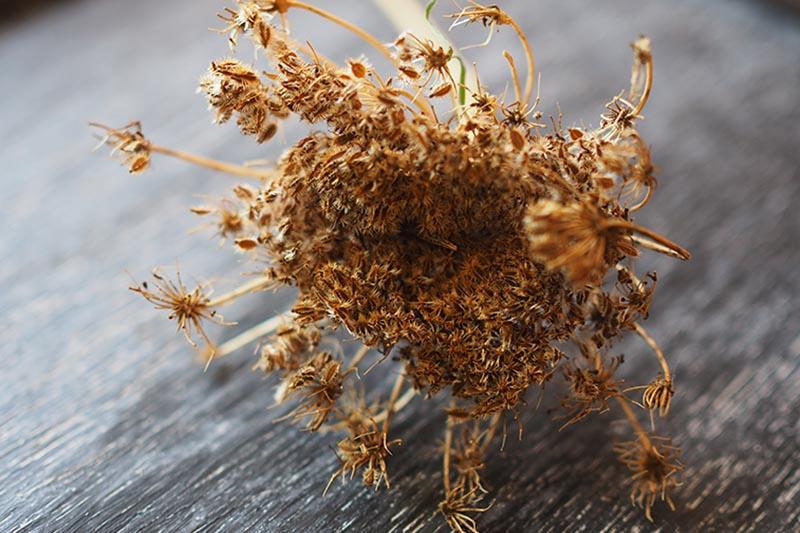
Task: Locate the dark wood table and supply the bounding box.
[2,0,799,531]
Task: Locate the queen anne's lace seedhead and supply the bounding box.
[95,2,691,529]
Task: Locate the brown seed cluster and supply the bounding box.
[96,2,691,530]
[200,59,289,143]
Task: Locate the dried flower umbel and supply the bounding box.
[94,2,691,529]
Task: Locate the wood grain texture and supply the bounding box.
[1,1,799,531]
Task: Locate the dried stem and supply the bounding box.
[483,412,502,450]
[204,311,292,367]
[502,50,522,104]
[632,49,653,117]
[506,16,536,105]
[372,387,416,424]
[633,323,670,381]
[443,405,454,494]
[287,0,394,63]
[206,276,274,308]
[394,86,437,120]
[616,395,652,450]
[150,144,273,180]
[606,220,691,260]
[347,344,372,373]
[382,372,406,433]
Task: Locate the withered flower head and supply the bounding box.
[255,321,321,373]
[215,1,274,51]
[282,351,344,431]
[615,436,683,521]
[130,269,220,348]
[449,2,514,28]
[561,344,623,426]
[393,32,454,85]
[91,121,151,174]
[642,375,674,416]
[438,485,492,533]
[98,2,693,530]
[200,58,288,143]
[190,197,247,241]
[327,411,402,491]
[525,199,636,285]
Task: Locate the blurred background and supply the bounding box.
[1,1,799,531]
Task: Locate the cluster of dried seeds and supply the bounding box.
[94,1,689,529]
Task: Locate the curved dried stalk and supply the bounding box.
[287,0,395,62]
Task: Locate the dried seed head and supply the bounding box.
[525,199,632,285]
[642,375,674,416]
[327,413,401,492]
[255,322,321,373]
[215,1,273,51]
[199,59,287,143]
[615,436,683,521]
[283,351,344,431]
[91,121,152,174]
[129,269,220,348]
[561,344,623,425]
[191,197,246,241]
[101,4,692,528]
[438,485,492,533]
[393,33,453,85]
[449,2,514,28]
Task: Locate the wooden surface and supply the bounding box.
[2,1,799,531]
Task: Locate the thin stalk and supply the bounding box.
[632,53,653,117]
[502,50,522,104]
[287,1,395,63]
[628,184,654,212]
[372,387,416,424]
[633,323,670,381]
[393,87,437,119]
[382,373,406,433]
[204,312,290,368]
[506,17,536,105]
[346,344,371,373]
[151,144,273,179]
[207,277,274,308]
[606,220,691,260]
[616,395,652,450]
[482,412,502,452]
[443,409,454,494]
